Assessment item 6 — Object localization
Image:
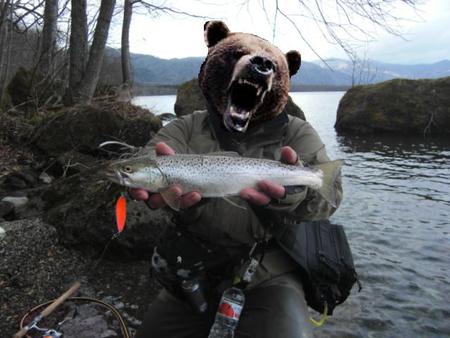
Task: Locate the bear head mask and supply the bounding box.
[199,21,301,133]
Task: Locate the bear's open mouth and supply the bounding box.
[224,78,268,132]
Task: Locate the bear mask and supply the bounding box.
[199,21,301,133]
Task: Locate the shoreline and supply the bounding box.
[132,84,350,96]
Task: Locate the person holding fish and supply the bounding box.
[106,22,343,338]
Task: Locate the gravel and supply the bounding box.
[0,218,161,337]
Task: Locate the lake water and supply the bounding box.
[132,92,450,338]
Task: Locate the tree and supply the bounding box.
[39,0,58,76]
[116,0,208,99]
[0,0,12,106]
[258,0,419,65]
[66,0,116,105]
[121,0,133,89]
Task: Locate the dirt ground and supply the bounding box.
[0,218,161,337]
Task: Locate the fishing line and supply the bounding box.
[14,194,131,338]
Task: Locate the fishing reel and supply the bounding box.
[28,324,62,338]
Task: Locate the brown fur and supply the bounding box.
[199,22,300,127]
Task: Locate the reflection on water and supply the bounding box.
[134,93,450,338]
[326,134,450,338]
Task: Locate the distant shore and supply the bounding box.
[133,83,349,96]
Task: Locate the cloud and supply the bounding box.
[117,0,449,64]
[367,0,450,64]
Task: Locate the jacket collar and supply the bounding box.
[207,106,289,152]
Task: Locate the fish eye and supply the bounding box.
[124,165,132,173]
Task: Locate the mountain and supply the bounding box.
[312,58,450,85]
[103,49,450,87]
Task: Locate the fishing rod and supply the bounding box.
[13,282,81,338]
[13,195,130,338]
[16,296,131,338]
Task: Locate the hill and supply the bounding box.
[101,49,450,89]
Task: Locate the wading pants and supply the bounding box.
[135,273,313,338]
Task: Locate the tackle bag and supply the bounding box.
[274,220,361,315]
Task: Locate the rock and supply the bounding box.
[0,201,15,218]
[31,101,162,157]
[0,226,5,240]
[17,169,37,185]
[1,196,28,208]
[42,171,173,257]
[39,172,53,184]
[0,217,159,337]
[335,77,450,135]
[174,78,306,120]
[1,174,28,190]
[174,79,208,117]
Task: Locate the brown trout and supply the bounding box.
[101,153,342,210]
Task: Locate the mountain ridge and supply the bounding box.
[103,49,450,87]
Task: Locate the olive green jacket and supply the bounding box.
[147,110,342,284]
[148,109,342,242]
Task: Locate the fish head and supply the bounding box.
[100,156,165,191]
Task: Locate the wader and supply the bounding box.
[135,273,312,338]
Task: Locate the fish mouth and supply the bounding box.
[223,78,270,132]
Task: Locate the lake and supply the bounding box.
[133,92,450,338]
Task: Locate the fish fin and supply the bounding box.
[312,160,344,208]
[208,151,240,157]
[222,196,247,210]
[160,188,181,211]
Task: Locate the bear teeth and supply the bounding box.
[238,79,261,90]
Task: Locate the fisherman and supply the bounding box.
[131,22,342,338]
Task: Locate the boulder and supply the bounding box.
[1,196,28,208]
[174,79,208,117]
[32,101,162,157]
[335,77,450,135]
[174,78,306,120]
[42,171,174,257]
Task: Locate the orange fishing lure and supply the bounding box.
[115,195,127,234]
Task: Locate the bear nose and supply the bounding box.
[250,56,274,74]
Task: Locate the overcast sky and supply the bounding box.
[108,0,450,64]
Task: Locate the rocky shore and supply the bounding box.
[0,217,161,337]
[0,101,165,337]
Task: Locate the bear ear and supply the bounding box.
[204,21,230,48]
[286,50,301,77]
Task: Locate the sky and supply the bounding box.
[107,0,450,64]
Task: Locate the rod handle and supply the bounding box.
[12,282,81,338]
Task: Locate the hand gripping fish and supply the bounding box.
[101,153,342,211]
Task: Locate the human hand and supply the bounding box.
[128,142,202,209]
[239,146,299,206]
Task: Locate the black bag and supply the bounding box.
[275,220,361,315]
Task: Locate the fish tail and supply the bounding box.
[312,160,343,208]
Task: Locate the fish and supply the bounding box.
[100,153,342,211]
